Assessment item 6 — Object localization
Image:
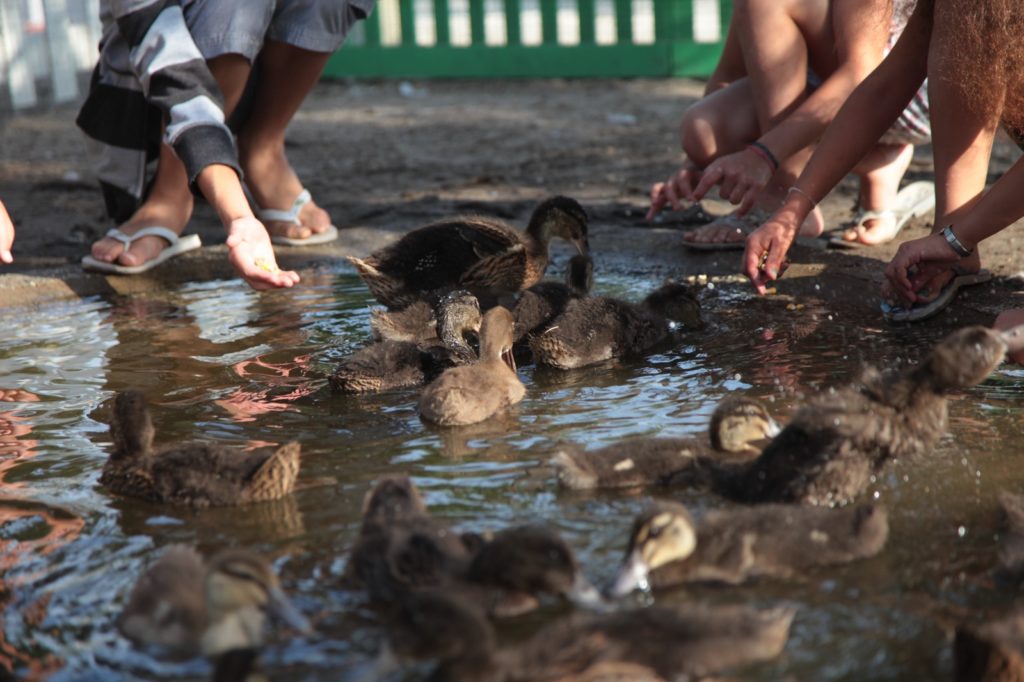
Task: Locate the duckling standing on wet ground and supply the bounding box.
[552,395,779,491]
[608,500,889,597]
[419,307,524,426]
[529,281,704,370]
[118,546,309,658]
[348,197,589,309]
[709,325,1024,506]
[329,290,482,394]
[369,588,794,682]
[100,391,301,507]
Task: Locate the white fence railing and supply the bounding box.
[0,0,101,111]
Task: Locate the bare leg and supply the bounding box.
[90,55,252,266]
[237,40,333,240]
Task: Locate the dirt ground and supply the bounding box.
[1,78,1024,324]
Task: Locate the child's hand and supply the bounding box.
[647,161,702,220]
[0,200,14,264]
[226,217,300,290]
[691,148,774,215]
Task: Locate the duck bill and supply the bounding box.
[268,586,312,635]
[1000,324,1024,355]
[566,572,608,611]
[606,551,651,599]
[501,348,517,373]
[572,236,590,256]
[765,417,782,438]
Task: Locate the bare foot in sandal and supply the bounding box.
[239,135,331,241]
[90,187,193,267]
[683,205,825,248]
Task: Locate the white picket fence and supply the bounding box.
[0,0,101,111]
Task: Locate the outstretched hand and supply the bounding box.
[691,148,773,215]
[883,232,960,305]
[743,210,800,294]
[226,217,301,290]
[647,161,702,220]
[0,200,14,264]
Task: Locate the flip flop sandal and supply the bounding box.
[81,227,202,275]
[880,268,992,323]
[258,188,339,246]
[829,181,936,249]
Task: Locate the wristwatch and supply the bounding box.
[941,225,973,257]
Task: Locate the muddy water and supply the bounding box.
[1,264,1022,681]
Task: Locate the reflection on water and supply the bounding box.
[0,268,1021,680]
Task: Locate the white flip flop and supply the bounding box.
[81,227,202,275]
[829,181,936,249]
[258,189,339,246]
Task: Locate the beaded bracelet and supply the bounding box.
[747,141,780,172]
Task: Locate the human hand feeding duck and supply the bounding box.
[347,196,588,310]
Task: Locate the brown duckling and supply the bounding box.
[329,290,482,394]
[346,477,601,615]
[552,395,779,491]
[512,254,594,344]
[100,391,301,507]
[347,196,589,310]
[419,307,524,426]
[711,325,1024,507]
[529,281,704,370]
[373,588,793,682]
[118,545,309,657]
[608,500,888,597]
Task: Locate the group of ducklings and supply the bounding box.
[100,198,1024,680]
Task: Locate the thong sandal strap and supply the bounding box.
[104,226,181,246]
[258,189,312,225]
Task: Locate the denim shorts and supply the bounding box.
[184,0,375,60]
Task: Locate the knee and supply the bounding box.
[679,107,718,168]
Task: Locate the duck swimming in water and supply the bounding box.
[347,197,589,309]
[552,395,779,490]
[118,545,308,658]
[371,588,793,682]
[346,476,601,616]
[419,307,524,426]
[529,281,704,370]
[512,253,593,344]
[608,500,889,597]
[709,325,1024,506]
[329,290,482,394]
[100,391,301,508]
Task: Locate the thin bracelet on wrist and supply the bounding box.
[941,225,973,257]
[787,185,817,208]
[747,141,780,172]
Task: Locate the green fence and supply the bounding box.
[323,0,732,80]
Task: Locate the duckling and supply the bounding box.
[329,290,482,394]
[345,476,474,604]
[374,588,793,682]
[994,492,1024,586]
[608,500,888,597]
[512,254,594,344]
[118,545,309,657]
[100,391,301,507]
[347,197,589,309]
[346,477,601,616]
[552,395,779,491]
[711,325,1022,507]
[419,307,524,426]
[954,611,1024,682]
[529,281,704,370]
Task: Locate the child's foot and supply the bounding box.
[995,309,1024,365]
[239,138,331,241]
[90,196,194,267]
[842,143,918,246]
